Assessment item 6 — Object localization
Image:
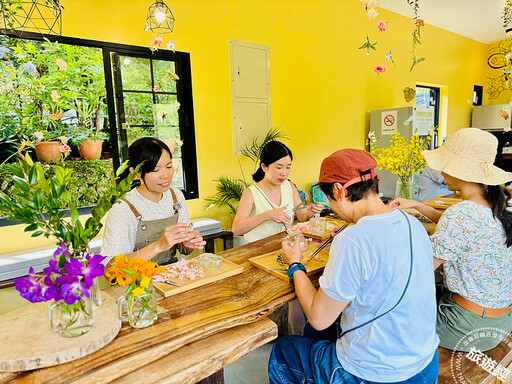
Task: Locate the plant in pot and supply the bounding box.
[0,153,140,334]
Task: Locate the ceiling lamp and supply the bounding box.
[146,1,175,34]
[1,0,62,36]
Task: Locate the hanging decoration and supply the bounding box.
[144,1,176,53]
[486,38,512,99]
[145,1,175,34]
[358,35,377,55]
[0,0,62,35]
[502,0,512,34]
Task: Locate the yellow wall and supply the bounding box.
[1,1,489,252]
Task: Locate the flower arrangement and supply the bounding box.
[14,242,105,305]
[105,254,166,297]
[368,130,430,198]
[106,255,166,328]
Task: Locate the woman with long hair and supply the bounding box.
[390,128,512,351]
[233,141,323,335]
[233,141,323,242]
[101,137,205,266]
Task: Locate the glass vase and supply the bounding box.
[118,283,158,328]
[395,177,413,200]
[48,295,93,337]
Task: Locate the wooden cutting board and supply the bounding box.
[154,258,244,297]
[249,247,330,282]
[297,218,346,241]
[423,196,461,210]
[0,291,121,372]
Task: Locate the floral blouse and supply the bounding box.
[431,200,512,308]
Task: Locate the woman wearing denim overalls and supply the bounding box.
[101,137,205,266]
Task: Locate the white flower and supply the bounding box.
[367,7,379,19]
[33,131,44,141]
[58,136,68,144]
[171,101,180,110]
[51,90,59,102]
[176,139,183,147]
[361,0,377,8]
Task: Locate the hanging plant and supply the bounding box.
[503,0,512,29]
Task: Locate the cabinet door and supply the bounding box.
[229,40,271,156]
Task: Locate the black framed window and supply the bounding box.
[0,31,198,199]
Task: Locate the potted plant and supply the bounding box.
[204,127,288,217]
[0,152,141,309]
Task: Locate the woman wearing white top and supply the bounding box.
[101,137,205,266]
[233,141,323,335]
[233,141,323,241]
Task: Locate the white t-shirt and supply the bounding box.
[320,210,439,382]
[100,188,189,263]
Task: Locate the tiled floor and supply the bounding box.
[224,341,274,384]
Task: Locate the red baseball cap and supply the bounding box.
[312,149,377,193]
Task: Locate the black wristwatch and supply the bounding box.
[287,262,307,283]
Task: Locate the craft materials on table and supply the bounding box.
[153,254,243,297]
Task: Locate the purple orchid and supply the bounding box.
[15,243,106,305]
[15,268,45,302]
[56,274,90,305]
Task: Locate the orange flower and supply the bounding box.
[105,254,165,287]
[49,112,63,121]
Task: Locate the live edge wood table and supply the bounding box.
[0,233,308,384]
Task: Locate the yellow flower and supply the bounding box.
[140,276,151,288]
[132,286,144,297]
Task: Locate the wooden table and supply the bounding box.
[0,233,302,384]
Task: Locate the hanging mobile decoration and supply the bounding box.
[486,38,512,99]
[358,35,377,55]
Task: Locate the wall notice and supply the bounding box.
[381,110,397,135]
[413,105,434,136]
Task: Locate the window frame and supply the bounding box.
[0,30,199,199]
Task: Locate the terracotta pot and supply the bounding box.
[78,140,103,160]
[34,141,61,163]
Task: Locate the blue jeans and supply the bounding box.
[268,336,438,384]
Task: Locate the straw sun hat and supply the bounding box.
[422,128,512,186]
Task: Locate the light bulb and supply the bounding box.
[154,10,166,23]
[123,58,130,65]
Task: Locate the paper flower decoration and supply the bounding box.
[377,20,387,32]
[373,65,386,74]
[167,41,175,51]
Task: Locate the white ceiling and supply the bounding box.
[378,0,508,44]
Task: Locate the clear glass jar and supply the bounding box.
[284,230,310,255]
[118,283,158,328]
[48,295,93,338]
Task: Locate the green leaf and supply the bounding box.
[31,230,44,237]
[28,165,38,185]
[70,206,79,226]
[409,57,425,72]
[24,223,38,232]
[12,177,30,193]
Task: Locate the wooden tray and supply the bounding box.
[249,247,330,282]
[0,291,121,372]
[154,258,244,297]
[424,196,461,210]
[298,218,345,241]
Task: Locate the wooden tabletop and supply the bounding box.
[0,232,300,384]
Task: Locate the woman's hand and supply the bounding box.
[156,223,195,253]
[266,206,291,224]
[307,204,324,217]
[182,230,206,249]
[389,197,417,210]
[281,238,303,265]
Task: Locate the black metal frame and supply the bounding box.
[416,85,440,148]
[0,30,199,199]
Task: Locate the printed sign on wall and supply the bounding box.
[381,110,397,135]
[413,105,434,136]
